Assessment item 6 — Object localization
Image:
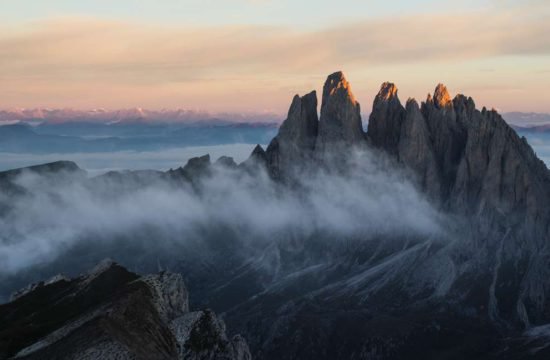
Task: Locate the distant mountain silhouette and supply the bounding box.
[0,122,277,153]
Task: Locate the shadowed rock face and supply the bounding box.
[367,82,406,155]
[368,81,550,225]
[0,261,250,360]
[398,98,441,199]
[262,72,363,178]
[265,91,318,179]
[316,71,364,157]
[240,144,268,173]
[368,80,550,327]
[239,73,550,351]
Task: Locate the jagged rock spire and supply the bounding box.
[377,82,399,101]
[433,83,452,109]
[278,91,318,148]
[315,71,364,157]
[240,144,268,172]
[265,91,318,179]
[398,98,441,198]
[367,82,405,154]
[248,144,267,164]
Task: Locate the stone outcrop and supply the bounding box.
[0,261,250,360]
[215,156,238,168]
[368,81,550,223]
[166,154,212,187]
[367,80,550,325]
[265,91,318,179]
[315,71,364,157]
[398,98,441,198]
[240,144,268,174]
[367,82,405,155]
[259,72,364,176]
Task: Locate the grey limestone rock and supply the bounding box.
[265,91,318,179]
[315,71,365,159]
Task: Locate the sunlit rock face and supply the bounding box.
[315,71,365,158]
[433,83,453,109]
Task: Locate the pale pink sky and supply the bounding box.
[0,0,549,114]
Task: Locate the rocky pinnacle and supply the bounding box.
[315,71,365,157]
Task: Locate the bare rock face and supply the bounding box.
[215,156,238,169]
[315,71,364,158]
[433,83,453,109]
[421,84,467,199]
[367,80,550,325]
[369,80,550,225]
[167,154,212,186]
[398,98,441,199]
[183,154,211,177]
[140,272,189,323]
[0,261,251,360]
[171,310,251,360]
[265,91,318,179]
[367,82,406,155]
[240,144,268,174]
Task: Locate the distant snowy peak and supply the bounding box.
[503,111,550,127]
[0,107,282,125]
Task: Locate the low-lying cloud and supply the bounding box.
[0,144,260,174]
[0,148,449,277]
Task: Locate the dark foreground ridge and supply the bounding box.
[0,260,250,360]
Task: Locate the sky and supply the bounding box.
[0,0,549,114]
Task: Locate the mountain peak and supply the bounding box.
[265,91,318,179]
[376,82,399,101]
[433,83,452,109]
[406,97,420,109]
[251,144,266,157]
[367,82,406,154]
[316,71,364,156]
[323,71,357,105]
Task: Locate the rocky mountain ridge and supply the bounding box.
[258,71,550,329]
[0,108,279,125]
[0,260,250,360]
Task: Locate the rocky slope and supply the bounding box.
[232,72,550,358]
[367,81,550,326]
[0,260,250,360]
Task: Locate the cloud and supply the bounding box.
[0,147,450,280]
[0,7,548,111]
[0,144,260,174]
[1,12,548,80]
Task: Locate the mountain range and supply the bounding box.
[1,71,550,359]
[0,121,277,154]
[0,108,280,125]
